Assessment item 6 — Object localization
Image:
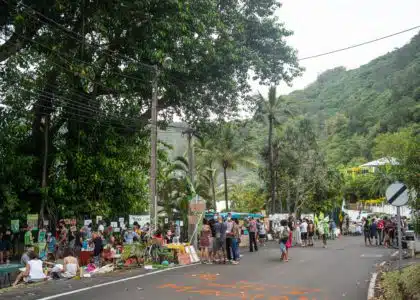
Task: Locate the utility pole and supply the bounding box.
[149,57,172,233]
[149,65,160,232]
[183,127,198,248]
[183,128,195,183]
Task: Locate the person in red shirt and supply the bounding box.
[377,218,385,245]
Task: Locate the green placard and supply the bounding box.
[11,220,19,233]
[27,214,39,230]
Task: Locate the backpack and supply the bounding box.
[280,227,289,240]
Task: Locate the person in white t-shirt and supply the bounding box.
[13,251,46,286]
[300,219,308,247]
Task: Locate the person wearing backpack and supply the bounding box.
[279,220,290,262]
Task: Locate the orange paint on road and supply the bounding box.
[158,280,323,299]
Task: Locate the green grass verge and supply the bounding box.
[380,263,420,300]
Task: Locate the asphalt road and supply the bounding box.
[0,236,394,300]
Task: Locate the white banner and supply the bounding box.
[128,215,150,226]
[301,213,314,221]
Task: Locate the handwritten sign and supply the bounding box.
[128,215,150,226]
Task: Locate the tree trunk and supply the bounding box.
[40,115,49,224]
[272,169,276,213]
[223,166,228,211]
[210,171,216,210]
[268,116,275,215]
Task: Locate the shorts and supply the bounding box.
[259,234,266,239]
[208,237,214,251]
[279,239,287,253]
[308,232,314,237]
[301,232,308,240]
[214,238,225,251]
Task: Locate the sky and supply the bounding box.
[251,0,420,97]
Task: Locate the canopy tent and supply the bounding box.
[204,212,264,220]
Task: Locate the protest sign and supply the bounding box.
[27,214,39,230]
[128,215,150,226]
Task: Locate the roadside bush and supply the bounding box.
[381,264,420,300]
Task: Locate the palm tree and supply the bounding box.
[212,124,256,211]
[194,136,219,210]
[256,86,294,213]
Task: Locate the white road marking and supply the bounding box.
[391,250,399,257]
[36,263,199,300]
[367,272,378,299]
[360,254,383,258]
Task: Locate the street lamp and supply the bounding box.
[150,56,172,232]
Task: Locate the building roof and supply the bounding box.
[360,157,399,167]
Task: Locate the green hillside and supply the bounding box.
[285,32,420,166]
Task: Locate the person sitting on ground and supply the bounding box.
[13,251,46,286]
[62,249,79,278]
[86,258,97,273]
[20,246,33,265]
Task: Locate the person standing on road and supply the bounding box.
[231,218,241,264]
[214,216,227,263]
[308,220,315,247]
[279,220,290,262]
[370,218,378,246]
[208,216,217,263]
[363,217,372,246]
[248,217,258,252]
[300,219,308,247]
[199,219,211,264]
[317,220,327,248]
[225,213,234,262]
[257,219,266,247]
[377,218,384,245]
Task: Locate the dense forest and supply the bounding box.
[162,32,420,213]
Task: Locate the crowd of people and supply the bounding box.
[0,219,182,286]
[197,213,336,265]
[361,215,409,247]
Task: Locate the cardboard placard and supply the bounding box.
[189,202,206,213]
[164,218,169,224]
[177,252,191,265]
[96,216,102,223]
[185,246,200,263]
[114,227,120,232]
[118,217,124,223]
[84,219,92,226]
[70,226,77,232]
[64,219,71,225]
[27,214,38,230]
[43,220,49,226]
[111,222,118,228]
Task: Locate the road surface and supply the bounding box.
[0,236,394,300]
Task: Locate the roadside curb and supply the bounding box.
[367,272,378,300]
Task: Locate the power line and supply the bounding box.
[298,25,420,61]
